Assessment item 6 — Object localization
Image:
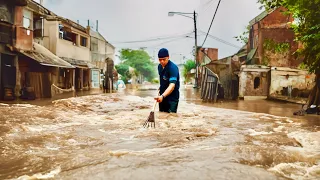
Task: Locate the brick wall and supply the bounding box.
[197,48,218,64]
[14,6,33,51]
[260,7,293,28]
[260,28,301,67]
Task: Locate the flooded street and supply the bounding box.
[0,86,319,180]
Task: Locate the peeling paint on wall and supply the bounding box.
[269,67,315,98]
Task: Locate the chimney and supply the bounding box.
[40,0,43,5]
[96,20,99,32]
[86,20,90,33]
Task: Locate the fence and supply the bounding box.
[200,66,219,103]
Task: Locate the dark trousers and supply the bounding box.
[159,99,179,113]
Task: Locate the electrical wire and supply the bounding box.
[198,30,241,49]
[111,32,193,44]
[201,0,222,47]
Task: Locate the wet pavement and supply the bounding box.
[0,85,319,180]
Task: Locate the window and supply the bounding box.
[254,77,260,89]
[33,18,43,38]
[58,24,78,45]
[23,9,33,30]
[80,36,87,47]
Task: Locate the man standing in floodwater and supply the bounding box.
[154,48,180,113]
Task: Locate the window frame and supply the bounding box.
[22,8,33,30]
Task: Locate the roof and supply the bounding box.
[26,0,87,33]
[90,30,115,49]
[60,57,89,67]
[249,11,268,26]
[90,30,107,42]
[60,57,98,69]
[19,42,74,68]
[245,48,257,64]
[27,0,56,17]
[46,16,88,33]
[249,8,278,26]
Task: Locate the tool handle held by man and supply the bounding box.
[152,100,157,112]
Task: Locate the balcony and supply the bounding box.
[0,23,13,45]
[56,38,90,62]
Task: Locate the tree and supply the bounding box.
[183,60,196,83]
[119,49,156,82]
[258,0,320,108]
[234,26,250,44]
[115,64,131,83]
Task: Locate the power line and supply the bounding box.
[111,32,193,44]
[150,36,193,48]
[202,0,218,13]
[201,0,222,47]
[198,30,241,49]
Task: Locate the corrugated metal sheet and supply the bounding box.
[246,48,257,64]
[60,57,98,69]
[60,57,88,67]
[249,11,269,26]
[19,42,74,68]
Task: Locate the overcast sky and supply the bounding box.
[34,0,264,64]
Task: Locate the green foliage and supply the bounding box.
[262,56,270,66]
[298,62,308,70]
[119,49,156,82]
[183,60,196,83]
[234,26,250,44]
[258,0,320,73]
[263,39,290,53]
[152,79,159,84]
[115,64,131,83]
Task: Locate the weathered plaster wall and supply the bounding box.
[270,67,315,97]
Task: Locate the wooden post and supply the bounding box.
[0,54,2,100]
[80,69,84,89]
[72,69,75,90]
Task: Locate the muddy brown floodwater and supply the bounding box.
[0,85,319,180]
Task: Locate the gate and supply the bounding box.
[200,66,219,103]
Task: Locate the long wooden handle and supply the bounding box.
[153,90,160,111]
[152,100,157,112]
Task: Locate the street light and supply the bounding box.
[168,11,199,88]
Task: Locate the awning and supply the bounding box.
[19,42,74,68]
[61,57,98,69]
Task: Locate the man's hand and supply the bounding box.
[154,95,164,103]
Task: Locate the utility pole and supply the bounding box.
[167,10,198,87]
[193,10,198,88]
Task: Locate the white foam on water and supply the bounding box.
[120,135,136,141]
[3,94,319,180]
[269,162,320,180]
[16,167,61,180]
[273,126,286,133]
[45,146,60,151]
[24,122,83,132]
[287,131,320,155]
[247,129,273,136]
[260,115,272,119]
[14,104,37,108]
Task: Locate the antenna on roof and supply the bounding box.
[96,20,99,32]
